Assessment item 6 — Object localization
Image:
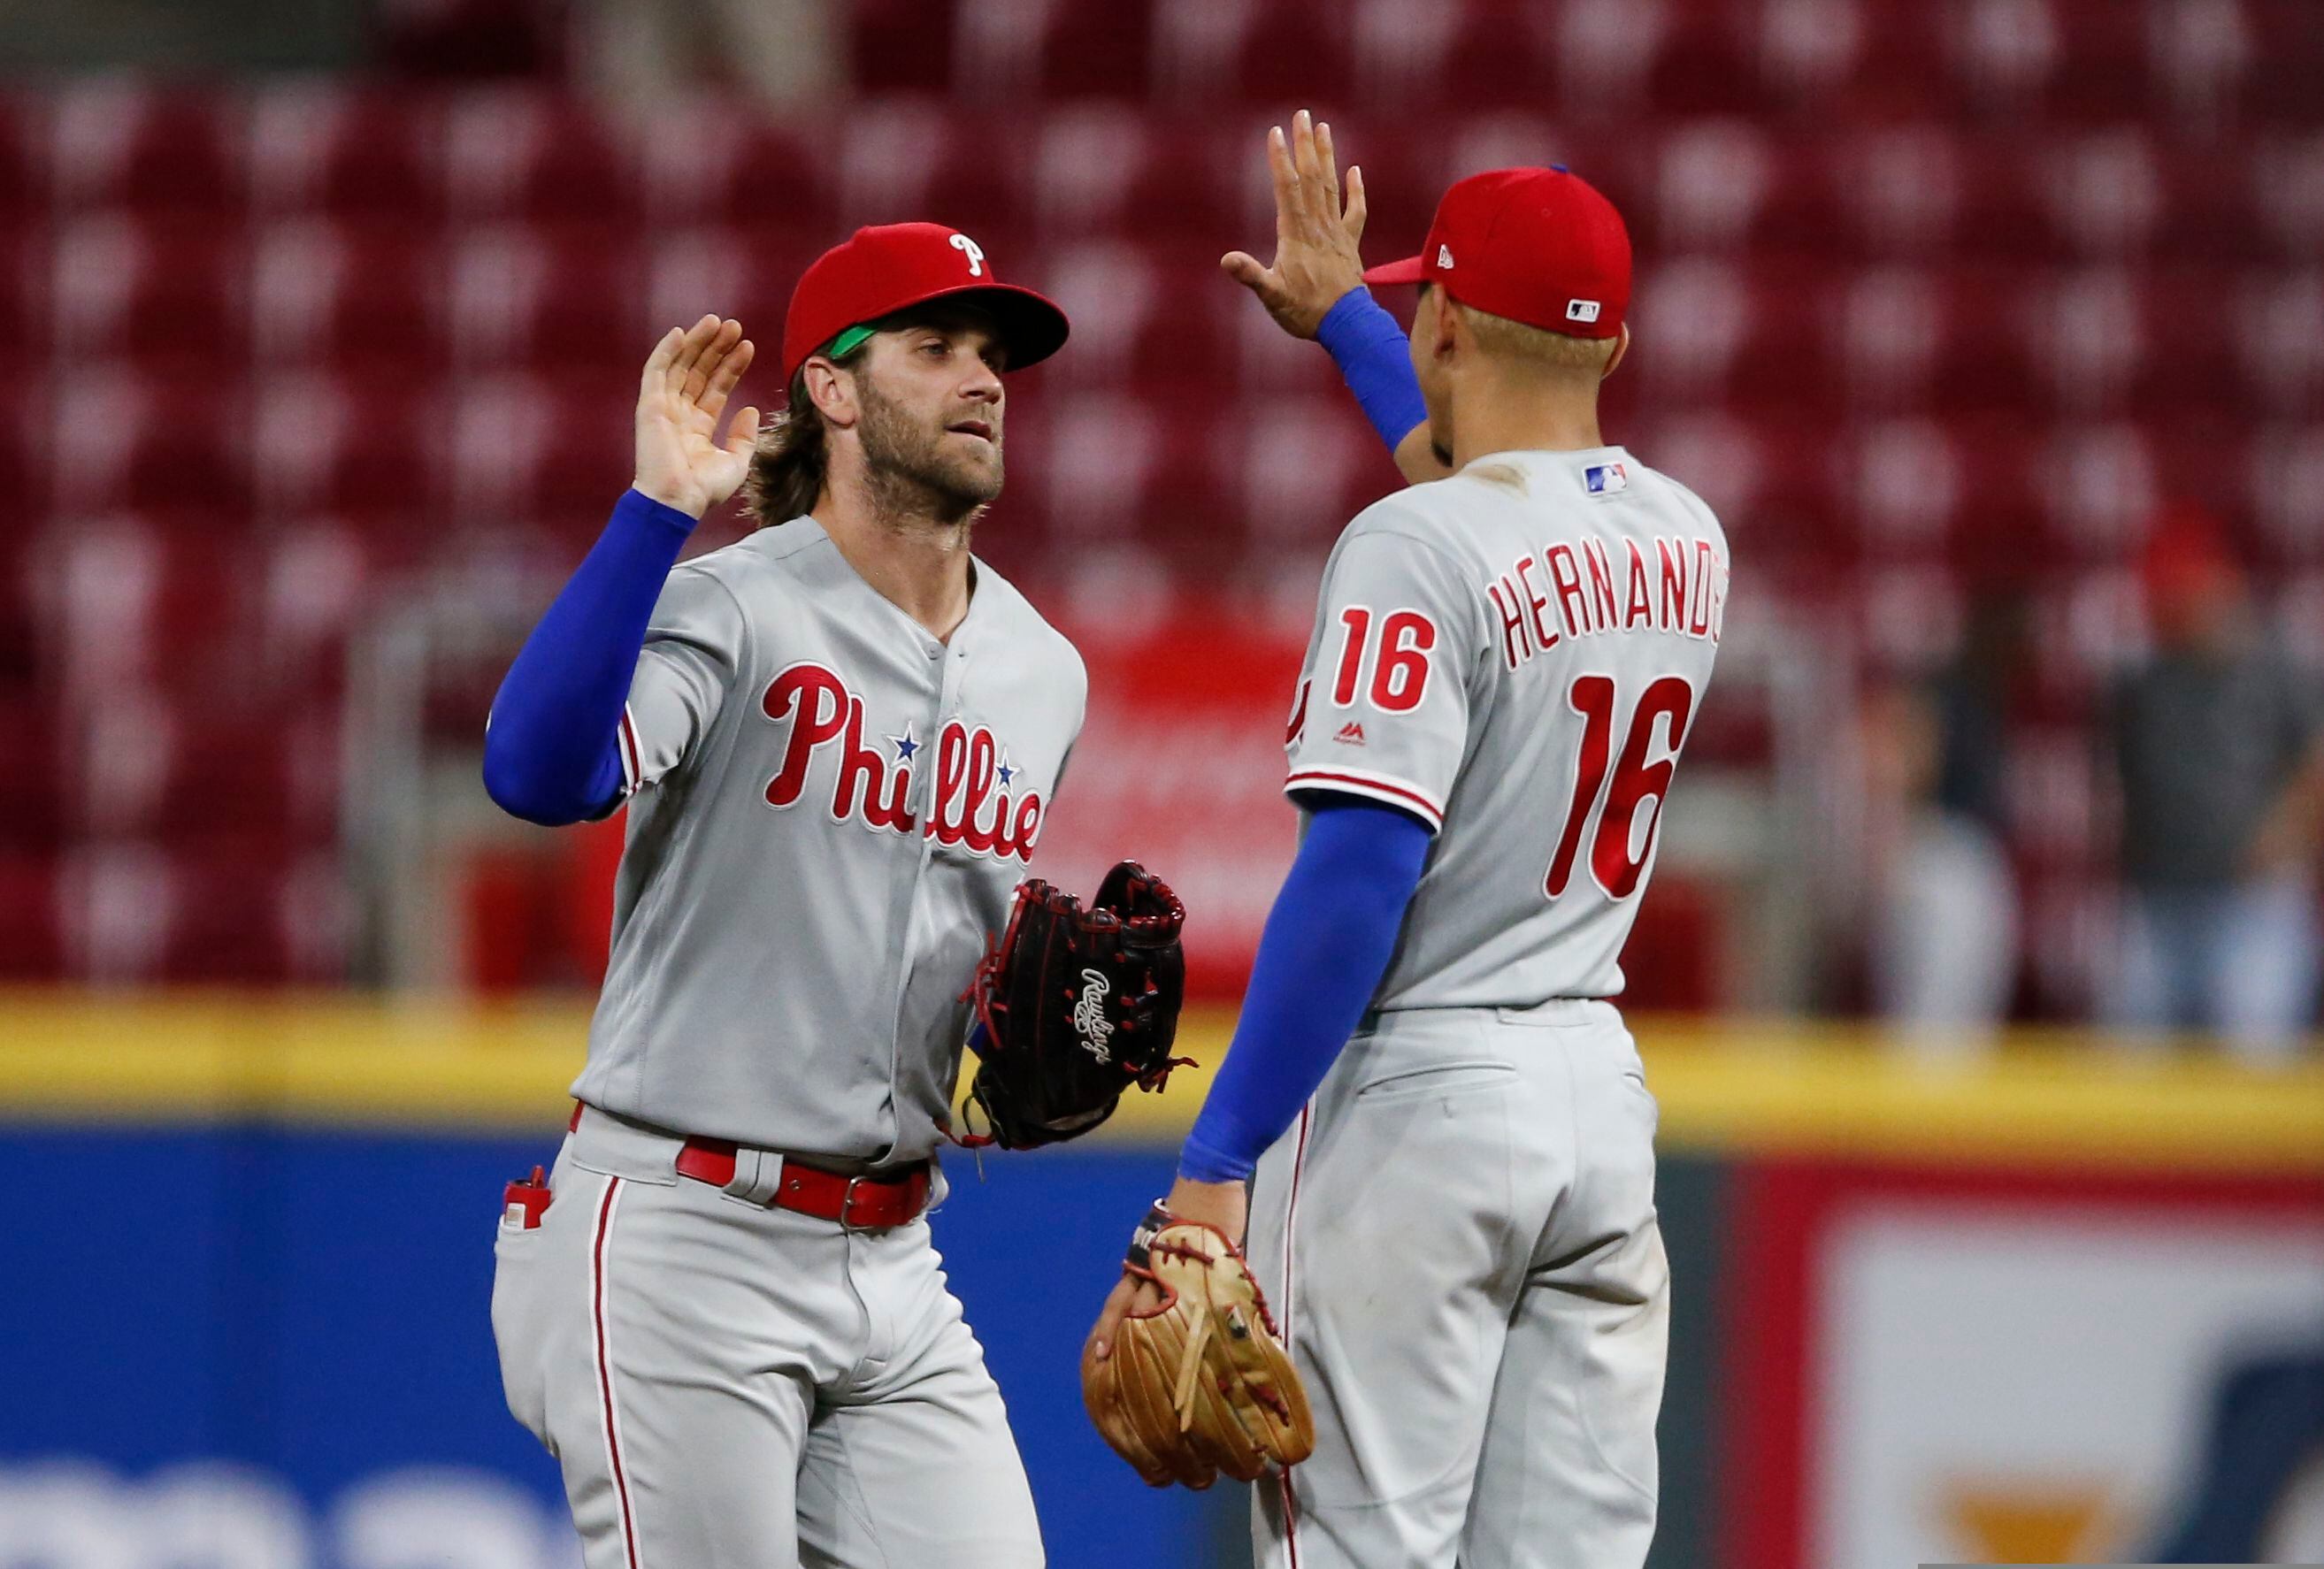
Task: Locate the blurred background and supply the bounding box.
[1,0,2320,1564]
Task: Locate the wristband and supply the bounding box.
[1315,287,1428,454]
[1124,1200,1176,1271]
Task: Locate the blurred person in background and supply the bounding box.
[572,0,838,113]
[1860,593,2029,1051]
[2106,507,2324,1061]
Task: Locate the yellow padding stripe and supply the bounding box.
[0,995,2317,1173]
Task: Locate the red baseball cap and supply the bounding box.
[780,222,1070,386]
[1363,167,1631,341]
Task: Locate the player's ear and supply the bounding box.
[1601,322,1630,381]
[1431,295,1461,365]
[803,356,858,428]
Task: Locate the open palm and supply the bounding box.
[1222,110,1370,341]
[634,314,759,518]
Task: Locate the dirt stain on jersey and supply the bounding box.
[1467,462,1530,491]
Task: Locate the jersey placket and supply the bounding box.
[876,624,970,1160]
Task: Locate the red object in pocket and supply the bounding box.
[503,1165,552,1229]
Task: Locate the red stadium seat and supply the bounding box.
[446,376,633,527]
[1029,112,1246,247]
[443,92,641,232]
[1918,266,2049,416]
[833,102,1033,244]
[2242,0,2324,124]
[0,93,47,223]
[445,228,644,375]
[0,851,63,978]
[2041,0,2160,123]
[160,841,344,984]
[33,522,256,703]
[1646,2,1769,117]
[255,374,446,524]
[2233,272,2324,417]
[51,219,249,377]
[1150,0,1354,108]
[48,83,247,218]
[1233,396,1385,547]
[0,694,63,853]
[945,0,1157,103]
[252,221,445,380]
[637,113,832,233]
[42,370,255,521]
[2247,424,2324,564]
[850,0,960,95]
[249,86,448,230]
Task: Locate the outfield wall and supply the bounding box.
[3,997,2318,1566]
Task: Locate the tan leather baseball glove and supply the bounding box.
[1082,1208,1315,1489]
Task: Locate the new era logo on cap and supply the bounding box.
[1361,166,1631,341]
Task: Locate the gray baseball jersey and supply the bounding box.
[570,515,1087,1164]
[1282,445,1730,1005]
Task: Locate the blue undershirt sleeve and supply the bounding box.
[1314,287,1428,455]
[481,489,697,826]
[1177,796,1432,1184]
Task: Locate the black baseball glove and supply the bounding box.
[960,861,1190,1149]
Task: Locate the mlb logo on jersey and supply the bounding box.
[1584,463,1630,495]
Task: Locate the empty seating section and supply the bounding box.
[0,0,2316,984]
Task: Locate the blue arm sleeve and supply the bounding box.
[1177,798,1432,1183]
[1315,287,1428,455]
[481,489,696,826]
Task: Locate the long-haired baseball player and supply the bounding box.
[1085,113,1730,1569]
[481,224,1078,1568]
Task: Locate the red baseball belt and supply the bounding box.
[568,1103,931,1229]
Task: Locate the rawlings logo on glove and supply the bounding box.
[957,861,1190,1150]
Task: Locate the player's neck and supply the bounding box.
[814,482,977,642]
[1447,373,1607,467]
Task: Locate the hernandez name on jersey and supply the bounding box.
[1282,446,1729,1006]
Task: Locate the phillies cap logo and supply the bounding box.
[949,233,986,277]
[1437,243,1455,269]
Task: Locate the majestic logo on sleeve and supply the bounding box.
[759,662,1047,862]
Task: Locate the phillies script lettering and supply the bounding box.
[761,662,1047,862]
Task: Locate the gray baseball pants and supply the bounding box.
[492,1106,1044,1569]
[1247,999,1669,1569]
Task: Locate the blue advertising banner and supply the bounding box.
[0,1124,1224,1567]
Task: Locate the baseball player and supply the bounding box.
[481,223,1078,1568]
[1085,113,1730,1569]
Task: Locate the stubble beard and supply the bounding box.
[855,378,1005,534]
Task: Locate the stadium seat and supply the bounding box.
[255,374,446,524]
[849,0,960,96]
[48,82,247,218]
[445,227,644,374]
[252,221,444,381]
[249,86,449,230]
[158,840,335,984]
[0,694,63,853]
[50,219,249,377]
[637,113,832,233]
[42,369,256,521]
[0,851,63,978]
[442,91,641,232]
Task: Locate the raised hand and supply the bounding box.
[633,314,760,519]
[1222,109,1371,341]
